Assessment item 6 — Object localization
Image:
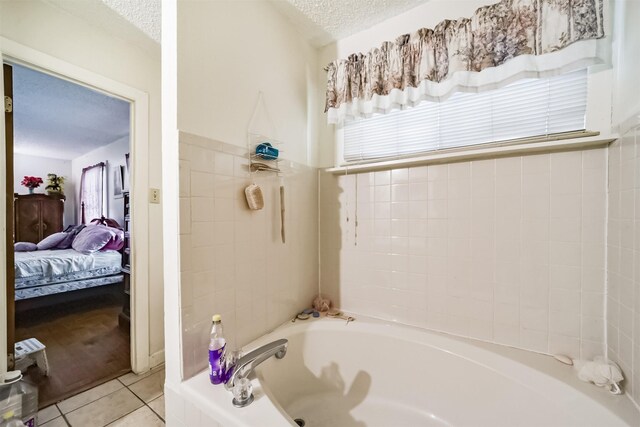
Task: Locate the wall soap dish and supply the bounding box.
[250,162,280,173]
[255,142,279,160]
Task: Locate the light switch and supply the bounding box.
[150,188,161,204]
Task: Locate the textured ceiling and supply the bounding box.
[12,65,130,160]
[77,0,428,46]
[284,0,431,44]
[46,0,428,48]
[100,0,161,43]
[44,0,160,54]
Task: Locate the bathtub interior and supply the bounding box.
[254,321,635,427]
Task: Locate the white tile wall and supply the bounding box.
[178,132,318,379]
[607,124,640,406]
[320,149,608,360]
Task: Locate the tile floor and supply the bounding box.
[37,365,165,426]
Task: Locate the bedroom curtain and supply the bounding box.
[324,0,606,124]
[79,162,105,224]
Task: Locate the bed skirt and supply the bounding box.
[15,274,124,300]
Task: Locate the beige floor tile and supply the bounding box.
[128,371,164,403]
[107,406,164,426]
[38,405,62,424]
[147,395,165,420]
[41,416,69,427]
[57,379,124,414]
[65,388,143,427]
[118,364,165,387]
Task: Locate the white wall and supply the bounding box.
[175,0,322,380]
[0,0,164,364]
[71,136,129,226]
[177,0,320,167]
[13,153,75,227]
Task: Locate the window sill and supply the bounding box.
[326,131,616,174]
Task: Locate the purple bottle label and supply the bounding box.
[223,364,235,383]
[23,417,35,427]
[209,344,226,384]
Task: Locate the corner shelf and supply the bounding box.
[247,134,283,176]
[246,91,285,176]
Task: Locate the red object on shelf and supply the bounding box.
[21,175,43,189]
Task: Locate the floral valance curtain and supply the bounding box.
[325,0,605,124]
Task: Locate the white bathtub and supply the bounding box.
[177,315,639,426]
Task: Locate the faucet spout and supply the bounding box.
[225,338,288,391]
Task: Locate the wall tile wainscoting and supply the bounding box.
[320,149,607,360]
[178,132,318,379]
[607,123,640,405]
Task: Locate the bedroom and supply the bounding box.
[7,62,132,407]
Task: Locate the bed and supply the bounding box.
[14,249,123,300]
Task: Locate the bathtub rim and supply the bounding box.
[178,313,639,427]
[254,314,639,427]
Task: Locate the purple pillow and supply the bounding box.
[72,225,114,253]
[102,228,125,251]
[37,232,67,250]
[15,242,37,252]
[57,225,85,249]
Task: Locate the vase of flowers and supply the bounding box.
[21,176,43,194]
[45,173,65,196]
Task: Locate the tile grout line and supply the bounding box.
[107,381,164,426]
[51,370,165,426]
[106,386,148,426]
[55,380,126,417]
[146,395,166,422]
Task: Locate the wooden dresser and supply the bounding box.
[14,193,65,243]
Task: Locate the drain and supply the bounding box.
[294,418,305,427]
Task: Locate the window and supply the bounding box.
[342,70,588,163]
[80,162,106,224]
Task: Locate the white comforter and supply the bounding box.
[14,249,122,279]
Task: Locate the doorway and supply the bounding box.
[5,62,134,406]
[1,38,152,390]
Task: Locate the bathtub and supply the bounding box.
[178,315,639,426]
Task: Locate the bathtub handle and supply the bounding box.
[225,338,288,395]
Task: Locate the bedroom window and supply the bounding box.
[80,162,106,223]
[342,70,588,163]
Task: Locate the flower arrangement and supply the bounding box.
[21,176,43,193]
[45,173,65,195]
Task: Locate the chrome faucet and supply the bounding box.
[225,339,288,407]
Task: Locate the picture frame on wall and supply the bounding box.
[113,166,124,199]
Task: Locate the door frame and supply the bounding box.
[0,37,151,374]
[3,63,14,374]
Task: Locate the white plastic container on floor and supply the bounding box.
[0,380,37,427]
[16,381,37,427]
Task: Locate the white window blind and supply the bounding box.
[343,70,588,162]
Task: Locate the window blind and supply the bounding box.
[343,70,588,162]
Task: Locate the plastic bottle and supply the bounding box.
[16,381,37,427]
[208,314,226,385]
